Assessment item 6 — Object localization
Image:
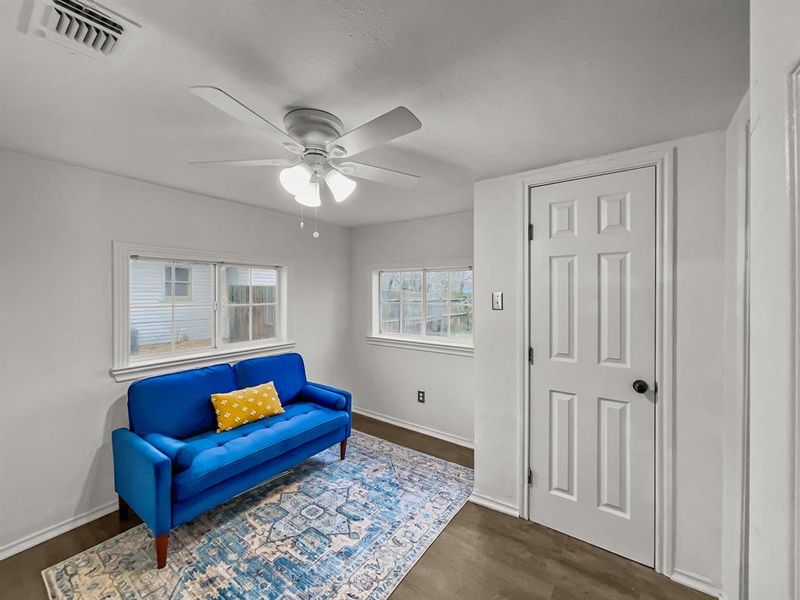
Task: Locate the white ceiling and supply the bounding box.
[0,0,747,227]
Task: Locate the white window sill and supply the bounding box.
[110,341,297,382]
[365,335,474,357]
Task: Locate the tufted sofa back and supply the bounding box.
[127,364,236,438]
[127,353,309,439]
[234,353,308,404]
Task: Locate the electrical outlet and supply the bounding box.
[492,291,504,310]
[417,390,425,403]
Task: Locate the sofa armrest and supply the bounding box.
[305,382,352,436]
[143,432,185,462]
[112,428,172,535]
[299,383,346,410]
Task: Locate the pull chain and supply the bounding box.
[313,207,320,239]
[299,205,305,230]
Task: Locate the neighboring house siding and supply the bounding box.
[130,261,214,347]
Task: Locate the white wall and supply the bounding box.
[473,131,728,590]
[347,213,475,446]
[0,149,351,554]
[747,2,799,599]
[721,92,749,600]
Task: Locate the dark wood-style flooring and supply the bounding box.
[0,413,709,599]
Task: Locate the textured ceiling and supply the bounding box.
[0,0,748,226]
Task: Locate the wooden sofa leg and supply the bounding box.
[155,534,169,569]
[340,439,347,460]
[118,496,129,520]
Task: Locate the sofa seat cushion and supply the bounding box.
[172,402,347,501]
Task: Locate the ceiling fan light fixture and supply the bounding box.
[190,86,423,210]
[294,180,322,208]
[325,169,356,202]
[279,163,313,195]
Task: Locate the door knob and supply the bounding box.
[632,379,649,394]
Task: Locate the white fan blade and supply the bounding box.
[189,158,300,167]
[335,161,420,188]
[190,86,304,154]
[328,107,421,157]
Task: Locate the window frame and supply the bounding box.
[369,263,474,356]
[112,242,294,382]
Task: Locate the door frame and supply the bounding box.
[519,145,676,576]
[790,61,800,600]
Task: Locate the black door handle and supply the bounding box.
[632,379,649,394]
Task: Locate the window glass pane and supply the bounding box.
[220,266,279,345]
[425,301,449,336]
[131,259,171,305]
[252,304,277,340]
[425,270,448,337]
[450,303,473,339]
[130,305,172,357]
[449,270,473,301]
[380,301,401,334]
[130,259,215,357]
[394,271,421,335]
[174,266,190,283]
[174,304,213,352]
[251,268,277,304]
[223,305,250,343]
[131,259,175,357]
[252,286,267,304]
[426,271,448,301]
[401,271,422,302]
[190,264,214,303]
[448,270,473,340]
[380,272,401,302]
[225,267,250,304]
[402,301,422,335]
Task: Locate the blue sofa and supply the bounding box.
[112,352,351,568]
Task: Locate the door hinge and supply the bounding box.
[528,223,534,241]
[528,346,534,364]
[527,467,533,486]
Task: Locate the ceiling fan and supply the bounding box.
[189,86,422,208]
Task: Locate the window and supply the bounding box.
[164,264,191,301]
[221,266,279,344]
[130,259,214,358]
[113,243,292,381]
[376,268,473,346]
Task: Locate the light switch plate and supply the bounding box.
[492,291,504,310]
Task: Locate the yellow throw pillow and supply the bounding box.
[210,381,284,432]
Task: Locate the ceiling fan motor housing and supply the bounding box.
[284,108,343,152]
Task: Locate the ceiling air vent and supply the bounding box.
[21,0,140,60]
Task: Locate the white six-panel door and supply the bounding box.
[529,167,656,566]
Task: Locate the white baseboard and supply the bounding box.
[468,492,520,517]
[0,500,118,561]
[352,406,474,449]
[671,568,724,599]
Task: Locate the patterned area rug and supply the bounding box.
[42,431,473,599]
